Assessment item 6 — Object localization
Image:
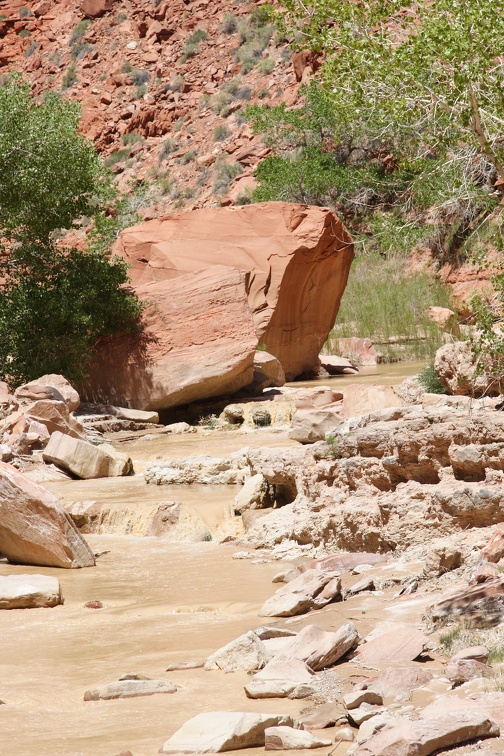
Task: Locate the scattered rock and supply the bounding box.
[430,577,504,625]
[253,351,286,389]
[481,524,504,563]
[43,432,132,479]
[348,703,386,727]
[0,574,62,609]
[84,679,176,700]
[258,569,342,617]
[264,726,331,750]
[272,622,359,671]
[15,375,80,412]
[234,474,272,514]
[319,354,358,375]
[450,645,489,663]
[245,660,315,699]
[446,658,491,684]
[160,712,299,753]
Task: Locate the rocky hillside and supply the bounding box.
[0,0,308,217]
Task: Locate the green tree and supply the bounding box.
[0,75,142,387]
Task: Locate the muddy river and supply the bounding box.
[1,363,433,756]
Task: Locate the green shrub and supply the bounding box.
[25,42,39,58]
[71,41,94,60]
[134,84,147,99]
[115,12,127,23]
[180,150,197,164]
[121,60,133,73]
[0,75,142,387]
[257,57,276,75]
[418,362,449,394]
[18,6,32,17]
[18,29,31,38]
[70,19,90,45]
[181,28,208,62]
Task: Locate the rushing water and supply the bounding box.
[0,362,425,756]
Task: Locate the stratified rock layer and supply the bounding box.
[83,265,258,410]
[113,202,353,380]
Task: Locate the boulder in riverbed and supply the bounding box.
[0,462,95,568]
[0,574,62,609]
[43,432,132,479]
[84,679,177,700]
[160,712,300,753]
[111,202,353,380]
[83,266,258,411]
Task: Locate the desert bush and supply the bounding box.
[213,160,242,195]
[221,13,238,34]
[70,19,90,45]
[257,57,275,75]
[18,6,32,17]
[61,64,77,91]
[181,28,208,62]
[104,148,130,167]
[212,123,230,142]
[129,68,149,86]
[159,138,178,161]
[121,131,144,146]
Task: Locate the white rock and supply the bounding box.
[272,622,359,671]
[265,726,331,750]
[0,574,62,609]
[84,679,176,700]
[160,712,299,753]
[205,630,268,672]
[259,569,341,617]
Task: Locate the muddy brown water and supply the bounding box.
[2,362,459,756]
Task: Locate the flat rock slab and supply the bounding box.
[245,680,314,700]
[160,712,298,753]
[367,667,433,700]
[84,679,177,700]
[355,624,428,664]
[0,574,62,609]
[421,692,504,730]
[264,726,331,750]
[259,569,341,617]
[0,461,95,569]
[353,712,499,756]
[273,622,359,671]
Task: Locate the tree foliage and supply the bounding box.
[0,75,142,388]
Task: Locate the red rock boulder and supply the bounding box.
[82,265,258,411]
[112,202,353,380]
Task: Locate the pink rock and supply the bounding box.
[80,0,114,18]
[0,461,95,568]
[14,374,80,412]
[111,203,353,380]
[481,524,504,563]
[353,712,499,756]
[84,266,258,411]
[336,337,377,366]
[355,624,428,664]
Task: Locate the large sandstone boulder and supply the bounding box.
[434,340,501,396]
[15,374,80,412]
[111,203,353,380]
[83,266,258,410]
[0,462,95,568]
